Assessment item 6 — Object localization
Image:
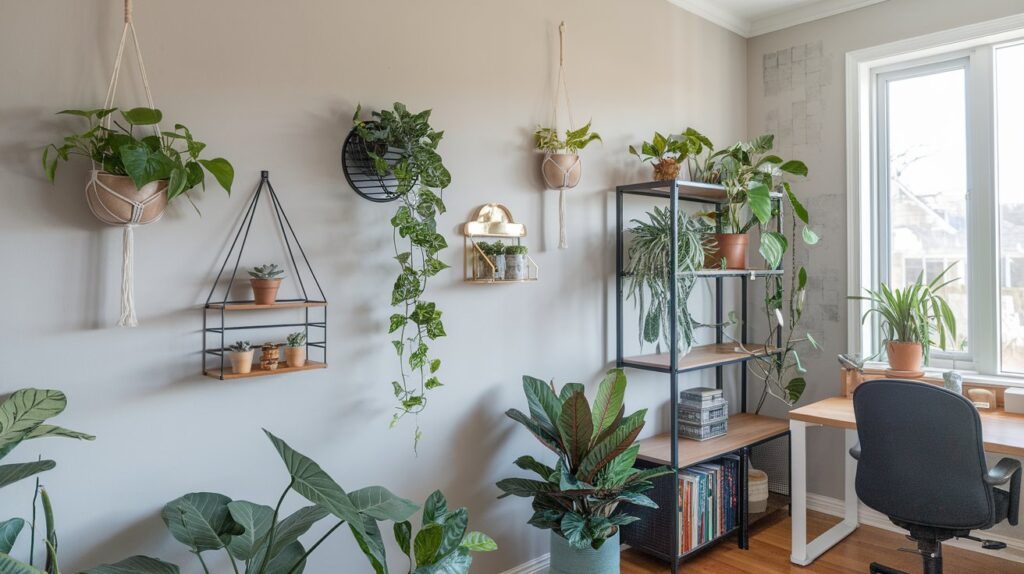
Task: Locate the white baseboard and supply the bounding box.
[807,493,1024,564]
[499,553,549,574]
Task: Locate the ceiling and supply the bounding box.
[667,0,888,37]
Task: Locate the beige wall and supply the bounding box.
[746,0,1024,540]
[0,0,746,571]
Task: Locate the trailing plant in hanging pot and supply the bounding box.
[227,340,254,374]
[43,107,234,218]
[354,102,451,449]
[248,263,284,305]
[535,121,602,190]
[496,370,672,574]
[849,264,958,375]
[285,331,307,368]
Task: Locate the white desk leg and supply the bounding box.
[790,421,861,565]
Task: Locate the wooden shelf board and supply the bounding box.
[464,278,538,284]
[618,180,783,203]
[206,301,327,311]
[205,360,326,380]
[623,343,775,373]
[637,413,789,468]
[683,268,783,278]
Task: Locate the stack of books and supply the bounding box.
[678,387,728,441]
[678,455,741,554]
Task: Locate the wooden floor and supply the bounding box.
[622,510,1023,573]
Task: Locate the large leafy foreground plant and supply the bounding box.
[87,431,495,574]
[496,370,672,550]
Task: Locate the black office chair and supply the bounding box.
[850,379,1021,574]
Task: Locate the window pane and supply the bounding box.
[997,44,1024,373]
[885,66,970,355]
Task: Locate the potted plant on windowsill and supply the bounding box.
[535,121,602,190]
[849,264,959,376]
[285,331,307,367]
[227,340,254,374]
[504,244,529,281]
[43,107,234,219]
[248,263,284,305]
[496,369,672,574]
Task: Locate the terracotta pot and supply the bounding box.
[85,170,168,225]
[705,233,749,270]
[653,158,680,181]
[251,278,282,305]
[887,341,924,372]
[285,346,306,368]
[541,153,582,190]
[228,350,254,374]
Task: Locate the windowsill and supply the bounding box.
[864,361,1024,388]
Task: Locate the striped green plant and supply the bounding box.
[850,263,959,363]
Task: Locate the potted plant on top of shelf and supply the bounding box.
[625,206,712,356]
[535,121,602,190]
[43,107,234,219]
[249,263,284,305]
[703,134,811,270]
[849,264,959,376]
[496,369,672,574]
[628,131,690,181]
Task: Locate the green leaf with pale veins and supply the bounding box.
[422,490,448,525]
[0,518,24,553]
[590,370,626,445]
[348,485,419,522]
[160,492,236,552]
[81,556,179,574]
[226,500,274,561]
[0,389,68,459]
[0,460,55,489]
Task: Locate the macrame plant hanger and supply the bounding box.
[89,0,162,327]
[547,21,577,250]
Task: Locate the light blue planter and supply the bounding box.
[549,531,620,574]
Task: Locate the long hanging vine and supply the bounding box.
[354,103,451,449]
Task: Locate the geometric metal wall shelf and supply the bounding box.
[202,170,328,380]
[341,124,404,203]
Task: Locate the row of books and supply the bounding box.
[678,454,741,554]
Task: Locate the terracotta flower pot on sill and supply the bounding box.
[704,233,749,270]
[250,278,283,305]
[886,341,924,377]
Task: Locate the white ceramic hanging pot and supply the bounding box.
[85,170,168,226]
[541,153,582,190]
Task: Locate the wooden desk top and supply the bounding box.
[790,397,1024,458]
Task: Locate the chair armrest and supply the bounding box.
[849,443,861,460]
[985,458,1021,485]
[986,457,1022,526]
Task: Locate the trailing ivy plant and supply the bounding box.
[353,103,451,449]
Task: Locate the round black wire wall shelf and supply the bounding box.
[341,124,416,203]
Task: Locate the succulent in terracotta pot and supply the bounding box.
[248,263,284,305]
[227,340,254,374]
[285,331,307,368]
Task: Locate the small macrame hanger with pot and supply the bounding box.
[544,21,578,250]
[88,0,163,327]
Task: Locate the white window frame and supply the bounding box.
[846,13,1024,384]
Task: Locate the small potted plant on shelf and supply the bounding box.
[497,369,672,574]
[227,341,254,374]
[248,263,284,305]
[628,131,689,181]
[703,134,809,270]
[535,121,602,190]
[43,107,234,220]
[285,331,307,367]
[473,240,491,279]
[504,244,529,281]
[849,264,959,376]
[486,240,506,280]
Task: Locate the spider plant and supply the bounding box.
[849,263,959,364]
[625,207,712,355]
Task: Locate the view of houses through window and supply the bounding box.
[997,42,1024,373]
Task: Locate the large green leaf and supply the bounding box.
[558,383,585,403]
[747,183,773,224]
[421,490,448,526]
[199,158,234,193]
[785,184,809,224]
[459,532,497,552]
[512,456,555,480]
[263,541,307,574]
[349,485,418,522]
[577,410,646,483]
[81,556,179,574]
[248,506,328,574]
[435,508,468,561]
[23,425,94,442]
[601,443,640,488]
[0,389,67,459]
[504,409,560,454]
[350,516,387,574]
[0,460,55,489]
[559,513,590,549]
[413,547,472,574]
[119,144,175,189]
[0,518,24,554]
[160,492,236,552]
[557,391,593,469]
[780,160,808,177]
[395,521,413,557]
[121,107,163,126]
[521,377,562,438]
[759,231,788,270]
[590,370,626,446]
[0,554,45,574]
[263,430,366,539]
[495,478,557,498]
[226,500,274,561]
[414,523,443,566]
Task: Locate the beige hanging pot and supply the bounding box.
[541,153,582,190]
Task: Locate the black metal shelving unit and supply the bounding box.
[202,171,328,380]
[615,179,792,572]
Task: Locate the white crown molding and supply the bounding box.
[667,0,889,38]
